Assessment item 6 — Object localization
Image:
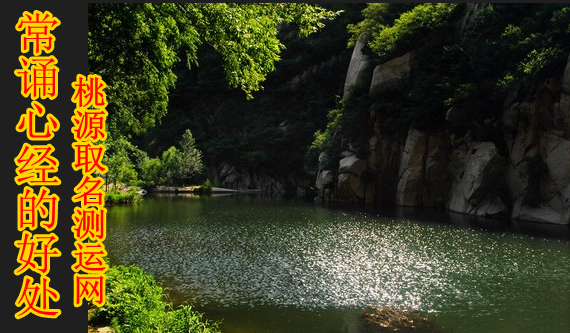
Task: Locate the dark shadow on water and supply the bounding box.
[320,201,570,241]
[145,192,569,240]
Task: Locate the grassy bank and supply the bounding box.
[89,263,220,333]
[105,187,144,205]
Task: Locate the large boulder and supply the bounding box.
[252,172,285,196]
[461,142,505,201]
[395,129,451,207]
[343,41,373,100]
[543,133,570,195]
[318,151,329,169]
[217,163,284,195]
[445,106,463,125]
[396,128,427,206]
[502,102,533,132]
[502,76,570,224]
[503,102,539,203]
[339,155,367,176]
[553,95,570,137]
[315,170,334,190]
[369,52,412,97]
[448,142,508,217]
[361,306,440,333]
[563,52,570,95]
[557,52,570,137]
[218,163,251,189]
[337,155,367,200]
[422,132,452,206]
[556,53,570,137]
[337,173,366,201]
[368,132,403,205]
[512,197,570,225]
[509,132,570,224]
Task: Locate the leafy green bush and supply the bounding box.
[305,107,342,173]
[347,3,415,49]
[139,129,205,187]
[201,179,213,191]
[349,3,460,61]
[90,263,220,333]
[305,92,372,172]
[105,188,143,205]
[104,135,140,188]
[372,3,459,59]
[160,146,184,185]
[138,157,162,187]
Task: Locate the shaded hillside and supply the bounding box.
[135,4,365,195]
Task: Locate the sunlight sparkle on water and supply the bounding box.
[106,204,570,315]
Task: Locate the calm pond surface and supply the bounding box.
[106,194,570,333]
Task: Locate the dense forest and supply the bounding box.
[88,3,356,193]
[138,3,365,193]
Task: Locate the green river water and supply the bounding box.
[105,194,570,333]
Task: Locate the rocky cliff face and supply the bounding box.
[315,39,570,225]
[215,163,287,196]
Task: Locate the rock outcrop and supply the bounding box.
[314,32,570,225]
[369,52,412,98]
[337,154,367,201]
[343,41,373,100]
[396,128,427,206]
[448,142,508,217]
[216,163,285,196]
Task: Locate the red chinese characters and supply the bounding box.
[14,143,60,186]
[71,207,107,242]
[17,186,59,232]
[74,274,105,307]
[14,231,61,276]
[14,10,62,319]
[71,109,108,142]
[71,74,109,308]
[71,74,107,109]
[71,142,108,175]
[16,101,60,140]
[14,55,59,100]
[15,10,60,56]
[15,276,61,319]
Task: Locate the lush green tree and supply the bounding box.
[347,3,415,48]
[156,129,205,186]
[178,129,204,183]
[134,128,204,186]
[88,3,339,135]
[348,3,460,61]
[135,4,364,188]
[160,146,184,186]
[103,135,139,190]
[139,156,162,186]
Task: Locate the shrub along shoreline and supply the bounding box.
[103,179,215,206]
[105,187,144,205]
[89,262,220,333]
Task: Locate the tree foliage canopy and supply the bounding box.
[88,3,339,135]
[348,3,459,61]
